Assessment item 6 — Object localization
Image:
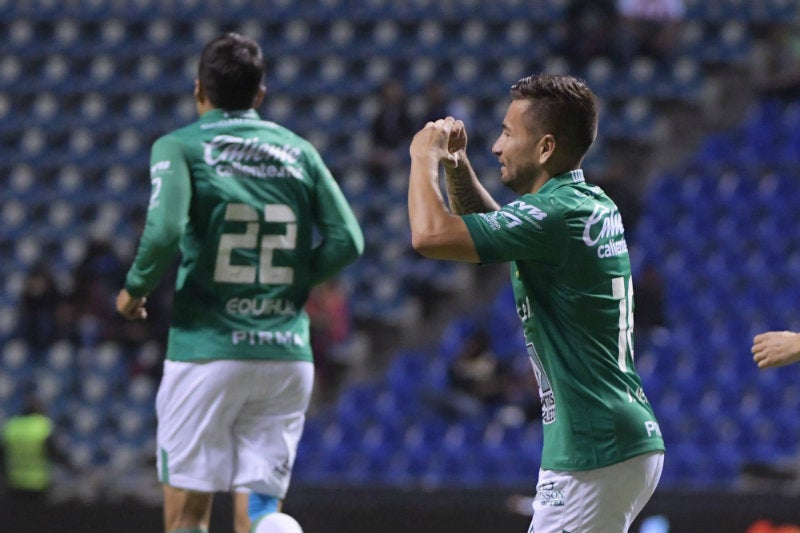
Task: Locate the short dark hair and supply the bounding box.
[510,74,598,159]
[198,33,264,110]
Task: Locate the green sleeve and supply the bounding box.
[307,150,364,285]
[462,196,566,266]
[124,135,191,297]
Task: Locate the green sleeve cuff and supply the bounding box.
[124,276,148,298]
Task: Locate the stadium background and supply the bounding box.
[2,1,800,531]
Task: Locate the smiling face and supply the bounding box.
[491,99,550,195]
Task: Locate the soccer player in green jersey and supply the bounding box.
[408,74,664,533]
[116,33,364,533]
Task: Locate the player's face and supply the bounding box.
[492,99,545,194]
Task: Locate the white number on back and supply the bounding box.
[213,203,296,285]
[148,177,162,210]
[612,275,634,371]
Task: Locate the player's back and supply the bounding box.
[155,108,340,362]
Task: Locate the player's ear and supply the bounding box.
[538,133,556,165]
[252,84,266,109]
[195,79,205,104]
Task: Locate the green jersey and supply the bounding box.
[463,169,664,471]
[125,109,364,363]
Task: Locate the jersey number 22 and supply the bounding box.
[213,202,296,285]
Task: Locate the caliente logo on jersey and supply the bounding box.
[203,135,305,180]
[582,203,628,258]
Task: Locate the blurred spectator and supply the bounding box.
[419,80,472,127]
[617,0,685,20]
[306,278,353,401]
[426,326,540,424]
[755,22,800,100]
[495,353,542,427]
[1,395,72,503]
[595,158,643,233]
[401,241,464,321]
[427,329,508,420]
[448,329,506,406]
[365,79,415,180]
[125,261,178,382]
[72,239,127,347]
[18,261,74,349]
[564,0,629,68]
[125,258,178,353]
[616,0,686,62]
[71,238,170,350]
[633,263,666,337]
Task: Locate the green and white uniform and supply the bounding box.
[463,170,664,471]
[125,108,364,363]
[125,108,363,495]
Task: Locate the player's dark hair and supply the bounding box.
[199,33,264,110]
[510,74,598,159]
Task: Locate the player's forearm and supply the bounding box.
[408,155,478,262]
[124,228,182,297]
[409,156,451,246]
[310,176,365,285]
[444,151,500,214]
[309,229,364,285]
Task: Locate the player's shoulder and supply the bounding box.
[149,129,187,160]
[273,121,319,153]
[256,119,324,164]
[153,121,197,148]
[512,186,576,221]
[549,179,617,215]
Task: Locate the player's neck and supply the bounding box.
[197,100,215,117]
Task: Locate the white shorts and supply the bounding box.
[529,451,664,533]
[156,359,314,497]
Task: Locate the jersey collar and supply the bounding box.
[536,169,585,195]
[557,169,585,184]
[201,108,260,121]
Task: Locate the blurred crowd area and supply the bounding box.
[2,0,800,507]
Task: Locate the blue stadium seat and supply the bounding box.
[126,375,157,408]
[79,373,115,406]
[382,448,430,486]
[438,316,477,361]
[0,55,24,96]
[622,57,659,97]
[335,382,379,424]
[709,21,752,63]
[66,437,105,469]
[2,338,33,380]
[0,199,27,240]
[113,404,156,447]
[0,371,20,417]
[403,416,448,455]
[583,57,616,97]
[655,54,704,102]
